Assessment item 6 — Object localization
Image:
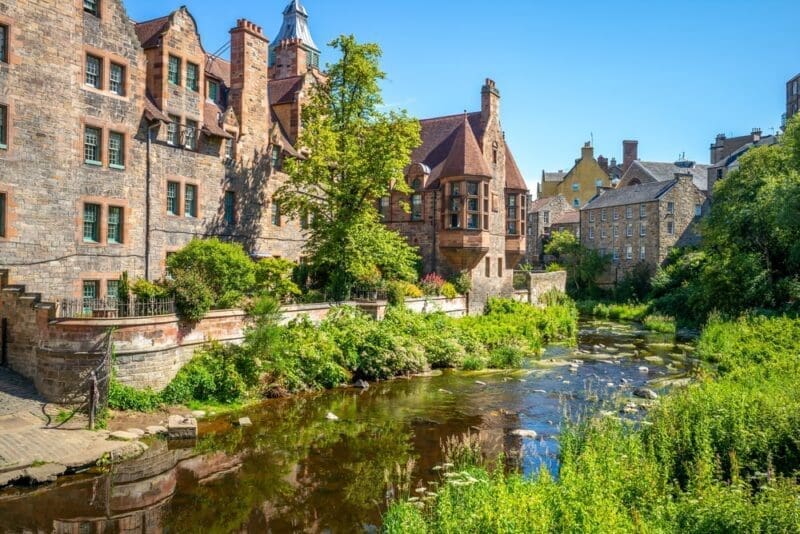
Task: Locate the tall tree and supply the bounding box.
[276,35,421,299]
[544,230,609,297]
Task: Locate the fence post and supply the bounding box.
[89,371,97,430]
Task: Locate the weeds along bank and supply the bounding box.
[577,299,677,334]
[383,314,800,533]
[109,296,578,411]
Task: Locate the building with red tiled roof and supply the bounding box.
[381,80,530,313]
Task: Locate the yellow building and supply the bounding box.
[537,142,611,207]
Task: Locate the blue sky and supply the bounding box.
[127,0,799,191]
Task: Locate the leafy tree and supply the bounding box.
[276,35,421,299]
[166,238,255,308]
[254,257,301,302]
[544,230,608,296]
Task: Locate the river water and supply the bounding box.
[0,319,693,533]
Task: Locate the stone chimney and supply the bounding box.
[481,78,500,131]
[581,141,594,161]
[597,155,609,173]
[623,140,638,171]
[752,128,762,143]
[230,19,270,156]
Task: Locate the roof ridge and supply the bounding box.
[438,115,492,180]
[419,111,480,123]
[134,14,170,25]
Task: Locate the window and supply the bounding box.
[626,224,633,237]
[107,206,123,244]
[589,211,594,223]
[601,227,607,239]
[506,194,517,235]
[626,244,633,260]
[184,184,197,218]
[601,209,607,221]
[640,223,646,237]
[573,198,580,208]
[109,63,125,95]
[497,257,503,278]
[84,0,99,17]
[84,127,101,165]
[107,280,120,301]
[625,206,632,219]
[716,168,723,179]
[640,245,646,260]
[186,63,199,92]
[667,201,675,214]
[613,224,619,238]
[572,183,579,192]
[667,221,675,235]
[225,137,234,161]
[168,55,181,85]
[108,131,124,168]
[485,257,490,278]
[695,204,703,217]
[85,55,102,89]
[379,196,390,221]
[224,191,236,224]
[183,119,197,150]
[612,248,619,262]
[640,204,646,218]
[613,209,619,220]
[588,227,594,240]
[167,181,179,215]
[270,146,281,169]
[448,183,461,229]
[167,116,179,146]
[467,182,480,230]
[0,105,7,148]
[271,202,281,226]
[83,280,99,306]
[300,210,309,230]
[543,211,550,225]
[208,80,219,102]
[0,192,6,237]
[411,193,423,221]
[0,25,7,63]
[83,203,100,242]
[595,179,603,187]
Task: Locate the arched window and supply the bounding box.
[411,178,422,191]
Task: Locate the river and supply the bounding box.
[0,319,693,533]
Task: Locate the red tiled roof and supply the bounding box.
[134,16,170,49]
[438,115,493,181]
[143,93,170,122]
[412,112,484,189]
[505,145,527,190]
[269,75,305,105]
[205,54,231,86]
[202,102,232,138]
[551,211,580,225]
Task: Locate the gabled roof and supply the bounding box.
[584,180,676,210]
[438,115,493,181]
[635,160,709,192]
[134,16,170,49]
[505,146,527,190]
[528,196,565,212]
[269,75,305,105]
[411,112,484,189]
[552,211,580,225]
[205,55,231,86]
[542,171,567,183]
[143,92,170,122]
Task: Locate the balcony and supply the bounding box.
[505,233,527,268]
[438,228,490,270]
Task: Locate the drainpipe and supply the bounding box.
[145,121,160,281]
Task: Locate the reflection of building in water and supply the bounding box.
[0,440,242,534]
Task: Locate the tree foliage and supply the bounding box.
[544,230,609,297]
[276,35,421,299]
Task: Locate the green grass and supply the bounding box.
[383,314,800,532]
[642,313,677,334]
[577,299,650,322]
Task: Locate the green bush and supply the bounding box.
[108,380,162,411]
[171,269,214,322]
[461,354,487,371]
[130,278,169,300]
[161,343,250,404]
[642,313,676,334]
[546,262,564,272]
[488,346,525,368]
[386,280,408,307]
[578,300,649,322]
[254,257,301,302]
[166,238,255,309]
[440,281,458,299]
[451,270,472,295]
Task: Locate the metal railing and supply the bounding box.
[56,297,176,319]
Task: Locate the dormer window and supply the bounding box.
[84,0,99,17]
[208,80,219,102]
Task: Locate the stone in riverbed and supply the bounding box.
[110,430,140,441]
[475,381,487,386]
[145,425,168,435]
[510,429,537,439]
[325,412,339,421]
[125,428,145,437]
[353,379,370,389]
[237,417,252,427]
[634,387,659,400]
[191,410,207,419]
[638,366,649,373]
[167,415,198,439]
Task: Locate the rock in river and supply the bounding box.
[510,429,538,439]
[634,387,659,400]
[325,412,339,421]
[353,379,370,389]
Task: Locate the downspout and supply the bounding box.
[145,121,160,281]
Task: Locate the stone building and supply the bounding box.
[537,142,611,208]
[615,139,710,196]
[580,174,706,285]
[707,129,776,193]
[0,0,319,301]
[787,73,800,123]
[525,195,575,265]
[382,80,529,313]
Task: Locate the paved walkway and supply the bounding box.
[0,367,145,485]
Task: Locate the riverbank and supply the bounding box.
[383,314,800,532]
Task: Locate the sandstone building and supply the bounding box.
[525,195,576,265]
[0,0,320,301]
[580,174,706,284]
[537,143,611,208]
[707,129,776,193]
[382,80,529,313]
[614,140,710,195]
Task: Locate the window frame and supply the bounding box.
[109,62,125,96]
[466,181,480,230]
[448,182,462,229]
[694,204,703,217]
[0,104,7,149]
[411,193,423,221]
[667,201,675,214]
[625,206,632,219]
[640,245,646,261]
[497,257,503,278]
[271,201,281,227]
[83,203,101,243]
[588,226,594,240]
[107,205,123,244]
[108,131,124,169]
[208,80,219,102]
[378,196,390,221]
[640,223,646,237]
[0,192,6,238]
[167,115,180,146]
[84,126,102,166]
[626,223,633,237]
[0,24,7,64]
[168,55,181,86]
[106,279,120,301]
[183,119,198,150]
[83,0,100,17]
[224,191,236,225]
[667,221,675,235]
[626,244,633,260]
[184,184,198,218]
[639,203,646,218]
[186,62,200,92]
[166,181,180,216]
[85,54,102,89]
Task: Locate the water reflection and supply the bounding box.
[0,319,691,533]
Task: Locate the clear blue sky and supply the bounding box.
[127,0,798,191]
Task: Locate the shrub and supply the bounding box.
[170,269,214,322]
[420,272,446,296]
[488,346,525,368]
[546,262,564,272]
[161,343,250,404]
[108,380,161,411]
[254,257,301,302]
[642,313,676,334]
[130,278,169,300]
[451,270,473,295]
[166,238,255,308]
[461,354,487,371]
[441,282,458,299]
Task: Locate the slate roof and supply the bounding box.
[551,211,580,225]
[542,171,567,183]
[269,76,305,105]
[271,0,319,52]
[438,115,493,181]
[584,180,676,210]
[505,146,527,190]
[205,55,231,86]
[528,196,561,212]
[143,93,170,122]
[202,102,232,138]
[709,135,777,169]
[134,16,170,49]
[635,161,710,192]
